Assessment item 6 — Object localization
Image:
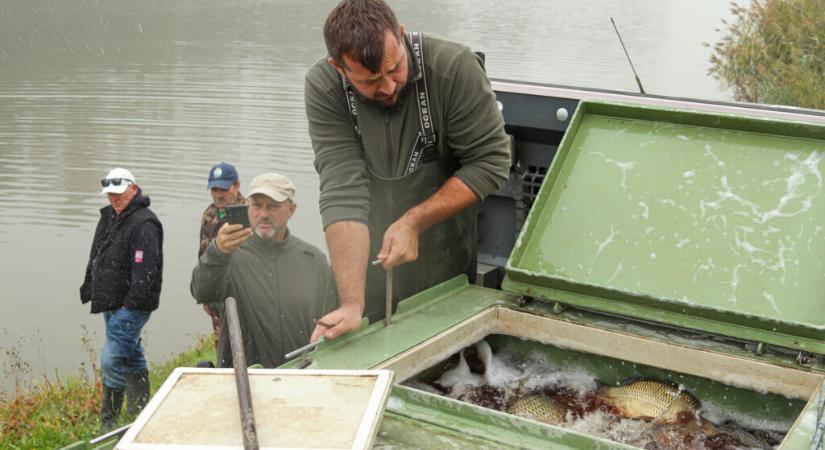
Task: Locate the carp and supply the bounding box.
[506,393,566,424]
[598,378,700,423]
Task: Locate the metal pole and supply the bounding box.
[225,297,260,450]
[610,17,646,95]
[284,336,325,361]
[385,267,393,326]
[89,423,132,445]
[372,258,394,326]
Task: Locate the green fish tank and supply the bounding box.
[301,100,824,449]
[66,100,825,449]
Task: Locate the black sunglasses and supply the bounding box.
[100,178,133,187]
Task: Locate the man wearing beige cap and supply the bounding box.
[191,173,338,368]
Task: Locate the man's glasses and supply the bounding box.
[101,178,133,187]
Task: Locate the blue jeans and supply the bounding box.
[101,307,151,390]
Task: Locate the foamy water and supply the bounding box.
[405,339,789,449]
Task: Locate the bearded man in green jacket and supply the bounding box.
[305,0,510,342]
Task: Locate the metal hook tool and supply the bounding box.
[372,259,393,326]
[284,336,325,369]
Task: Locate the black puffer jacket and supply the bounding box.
[80,188,163,313]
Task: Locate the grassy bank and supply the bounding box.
[0,334,215,449]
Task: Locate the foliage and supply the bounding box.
[708,0,825,109]
[0,375,101,449]
[0,332,215,449]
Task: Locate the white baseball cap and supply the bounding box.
[100,167,136,195]
[248,173,295,202]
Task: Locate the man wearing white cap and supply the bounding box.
[80,167,163,431]
[191,173,337,368]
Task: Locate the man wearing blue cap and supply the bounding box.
[198,162,245,347]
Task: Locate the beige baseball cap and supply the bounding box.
[248,173,295,202]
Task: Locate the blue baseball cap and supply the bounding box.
[207,162,239,190]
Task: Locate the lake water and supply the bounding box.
[0,0,735,391]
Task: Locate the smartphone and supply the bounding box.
[225,204,250,228]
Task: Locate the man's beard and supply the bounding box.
[352,78,412,112]
[253,220,281,239]
[255,227,276,239]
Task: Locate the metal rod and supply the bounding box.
[610,17,646,94]
[385,267,393,326]
[89,423,132,445]
[284,336,325,360]
[225,297,260,450]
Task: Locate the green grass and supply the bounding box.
[0,334,215,450]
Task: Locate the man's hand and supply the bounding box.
[376,217,421,269]
[376,177,477,269]
[215,223,252,254]
[321,221,369,341]
[310,304,364,342]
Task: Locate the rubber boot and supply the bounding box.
[125,369,150,417]
[100,386,125,433]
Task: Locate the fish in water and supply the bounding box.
[598,378,700,423]
[460,384,506,410]
[473,340,523,387]
[434,348,484,398]
[506,393,566,424]
[705,420,773,450]
[647,411,716,450]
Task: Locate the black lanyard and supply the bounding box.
[342,32,438,176]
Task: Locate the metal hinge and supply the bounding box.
[797,351,816,367]
[754,342,766,356]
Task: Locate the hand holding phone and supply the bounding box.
[215,213,252,255]
[225,204,250,228]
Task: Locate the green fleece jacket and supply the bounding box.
[190,231,338,368]
[305,33,510,229]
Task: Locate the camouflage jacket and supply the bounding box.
[199,192,245,257]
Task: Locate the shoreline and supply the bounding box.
[0,334,215,449]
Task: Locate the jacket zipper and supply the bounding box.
[384,112,392,168]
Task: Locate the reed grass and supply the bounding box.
[0,330,215,449]
[708,0,825,109]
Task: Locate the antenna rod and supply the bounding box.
[610,17,646,94]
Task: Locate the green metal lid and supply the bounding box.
[503,101,825,353]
